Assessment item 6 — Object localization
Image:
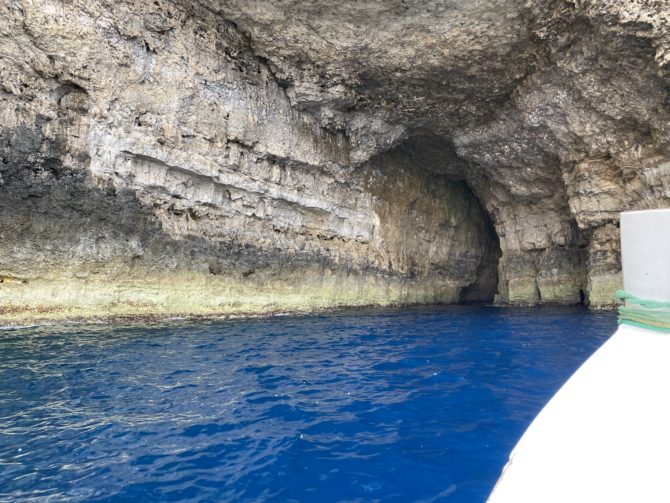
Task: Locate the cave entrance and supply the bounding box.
[391,134,502,304]
[456,181,501,304]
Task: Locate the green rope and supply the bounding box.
[616,290,670,333]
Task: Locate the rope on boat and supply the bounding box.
[616,290,670,333]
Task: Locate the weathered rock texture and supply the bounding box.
[1,0,669,323]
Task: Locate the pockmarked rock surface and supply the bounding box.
[1,0,669,323]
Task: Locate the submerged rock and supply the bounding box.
[1,0,668,323]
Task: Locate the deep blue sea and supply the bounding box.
[0,305,615,502]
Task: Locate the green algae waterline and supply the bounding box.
[0,270,467,326]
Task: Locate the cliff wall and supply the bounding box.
[0,0,497,323]
[1,0,669,323]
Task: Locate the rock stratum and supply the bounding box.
[1,0,669,324]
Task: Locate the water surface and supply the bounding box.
[0,305,615,502]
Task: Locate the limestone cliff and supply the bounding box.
[1,0,668,324]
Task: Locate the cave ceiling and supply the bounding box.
[203,0,542,137]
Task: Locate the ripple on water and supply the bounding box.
[0,305,614,502]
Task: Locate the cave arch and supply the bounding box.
[377,135,503,304]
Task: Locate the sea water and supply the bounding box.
[0,305,615,502]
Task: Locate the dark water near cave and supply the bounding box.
[0,306,615,502]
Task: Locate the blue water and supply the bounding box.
[0,305,615,502]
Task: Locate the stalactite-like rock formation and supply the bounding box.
[1,0,668,323]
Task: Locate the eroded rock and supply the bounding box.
[1,0,669,323]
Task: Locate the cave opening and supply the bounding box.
[457,180,502,304]
[395,134,502,304]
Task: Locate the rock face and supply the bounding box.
[1,0,669,323]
